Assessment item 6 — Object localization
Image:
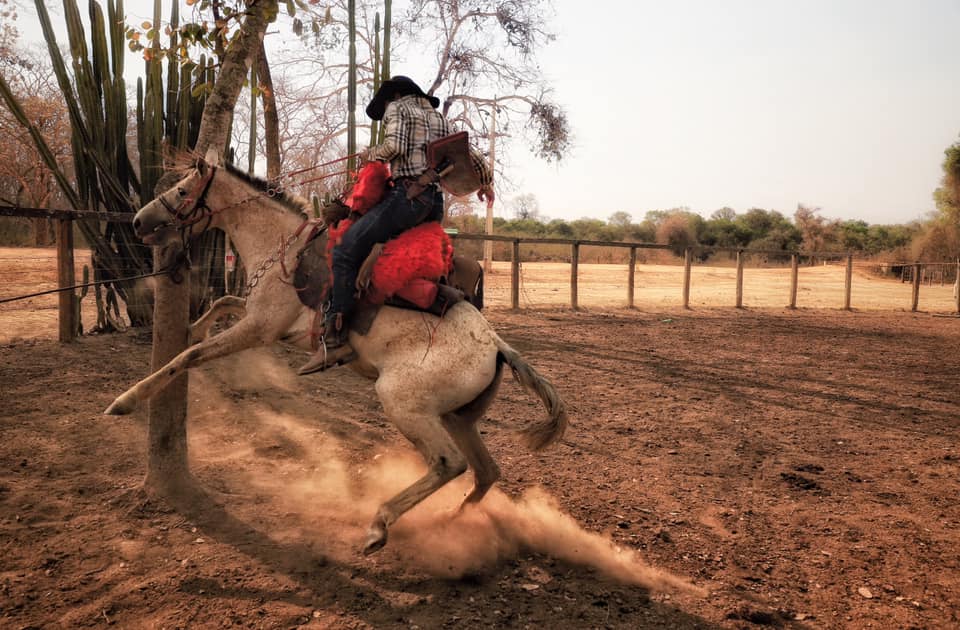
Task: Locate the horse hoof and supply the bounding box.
[362,522,388,556]
[104,396,135,415]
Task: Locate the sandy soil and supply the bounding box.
[2,290,960,628]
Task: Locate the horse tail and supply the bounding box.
[492,334,568,451]
[475,264,484,311]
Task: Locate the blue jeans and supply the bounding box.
[330,184,443,315]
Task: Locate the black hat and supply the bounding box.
[365,76,440,121]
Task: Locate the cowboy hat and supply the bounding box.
[365,75,440,121]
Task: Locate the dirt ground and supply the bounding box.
[2,248,960,628]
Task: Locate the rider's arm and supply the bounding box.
[362,105,402,163]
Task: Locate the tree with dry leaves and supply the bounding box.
[408,0,570,165]
[0,30,72,245]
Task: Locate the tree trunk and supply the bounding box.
[145,0,275,497]
[257,41,281,180]
[144,245,192,494]
[194,4,273,156]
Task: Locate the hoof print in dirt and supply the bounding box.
[779,472,822,492]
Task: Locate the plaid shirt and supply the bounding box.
[363,94,493,187]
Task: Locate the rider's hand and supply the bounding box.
[477,185,495,208]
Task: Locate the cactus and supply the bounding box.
[369,11,380,147]
[347,0,357,172]
[16,0,155,326]
[378,0,391,143]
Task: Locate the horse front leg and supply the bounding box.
[190,295,246,343]
[104,319,265,415]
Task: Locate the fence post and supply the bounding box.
[570,241,579,310]
[511,239,520,311]
[911,262,921,312]
[955,259,960,314]
[735,250,744,308]
[627,246,637,308]
[789,254,799,309]
[56,218,77,342]
[682,247,692,309]
[844,254,853,311]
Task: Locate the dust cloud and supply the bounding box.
[188,355,701,596]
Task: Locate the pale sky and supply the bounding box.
[17,0,960,225]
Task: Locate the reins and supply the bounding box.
[159,152,362,242]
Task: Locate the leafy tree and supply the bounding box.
[545,218,573,238]
[608,210,632,229]
[710,206,735,221]
[933,142,960,225]
[794,204,841,253]
[656,213,697,256]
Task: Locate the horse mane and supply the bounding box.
[221,162,310,215]
[163,149,310,215]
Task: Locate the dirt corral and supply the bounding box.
[2,305,959,629]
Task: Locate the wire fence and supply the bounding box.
[2,206,959,344]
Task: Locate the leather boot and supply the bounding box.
[298,311,357,375]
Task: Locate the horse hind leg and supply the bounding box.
[441,362,504,508]
[442,414,500,509]
[363,407,468,555]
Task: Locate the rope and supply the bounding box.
[0,269,170,305]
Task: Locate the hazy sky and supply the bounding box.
[17,0,960,225]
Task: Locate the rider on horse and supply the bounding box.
[300,75,495,374]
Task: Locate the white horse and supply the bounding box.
[105,151,568,554]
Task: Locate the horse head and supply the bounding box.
[133,147,220,246]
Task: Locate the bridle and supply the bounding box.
[157,164,218,243]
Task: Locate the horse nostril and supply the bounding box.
[132,217,141,232]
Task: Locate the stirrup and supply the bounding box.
[298,340,356,375]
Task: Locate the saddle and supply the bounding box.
[292,219,483,334]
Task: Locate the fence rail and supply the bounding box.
[3,204,960,343]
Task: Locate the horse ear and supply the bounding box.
[204,145,222,166]
[197,146,222,176]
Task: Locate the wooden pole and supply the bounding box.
[570,241,579,310]
[955,260,960,314]
[844,254,853,311]
[627,246,636,308]
[911,262,921,312]
[483,99,496,273]
[789,254,799,309]
[511,238,520,310]
[682,247,692,309]
[145,246,191,492]
[56,218,77,342]
[735,250,744,308]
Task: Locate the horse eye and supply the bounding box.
[177,188,187,197]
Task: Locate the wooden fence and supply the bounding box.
[3,205,960,343]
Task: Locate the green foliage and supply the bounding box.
[458,203,911,259]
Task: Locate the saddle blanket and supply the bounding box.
[328,219,454,308]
